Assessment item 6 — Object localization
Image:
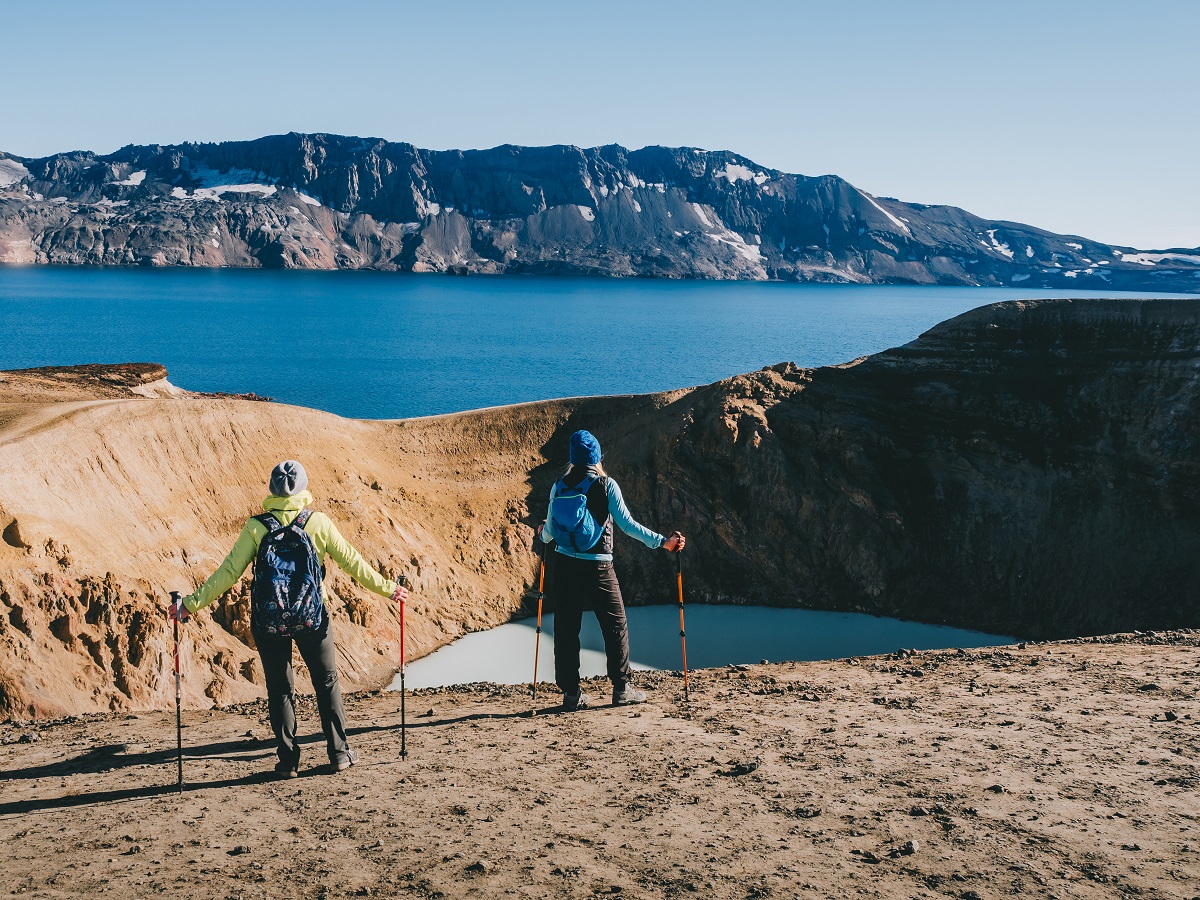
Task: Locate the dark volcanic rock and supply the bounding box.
[556,298,1200,639]
[1,135,1197,291]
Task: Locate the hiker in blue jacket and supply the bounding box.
[538,430,685,710]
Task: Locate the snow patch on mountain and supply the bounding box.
[1114,251,1200,266]
[858,191,911,235]
[114,170,146,186]
[706,230,761,263]
[167,165,280,200]
[172,183,277,201]
[577,205,595,222]
[0,158,30,188]
[717,164,769,186]
[986,230,1015,259]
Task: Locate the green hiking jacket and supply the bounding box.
[182,490,397,614]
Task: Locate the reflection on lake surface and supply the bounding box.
[388,605,1013,690]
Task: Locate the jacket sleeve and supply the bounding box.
[607,479,664,550]
[317,514,397,598]
[539,482,556,543]
[183,520,260,613]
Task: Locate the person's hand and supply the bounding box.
[169,597,190,623]
[663,532,686,553]
[391,582,410,605]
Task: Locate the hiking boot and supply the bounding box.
[561,691,591,712]
[332,749,359,773]
[613,686,648,706]
[274,761,298,779]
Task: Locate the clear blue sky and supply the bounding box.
[3,0,1197,249]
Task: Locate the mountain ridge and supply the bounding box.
[1,132,1197,290]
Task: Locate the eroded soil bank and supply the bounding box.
[2,633,1197,899]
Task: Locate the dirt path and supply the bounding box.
[2,634,1197,899]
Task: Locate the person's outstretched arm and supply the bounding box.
[317,515,397,597]
[182,521,261,614]
[606,479,664,550]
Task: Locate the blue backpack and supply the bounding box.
[548,474,607,552]
[251,509,325,636]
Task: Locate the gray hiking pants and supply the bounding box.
[550,553,633,695]
[255,618,351,767]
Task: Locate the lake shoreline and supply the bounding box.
[393,603,1017,691]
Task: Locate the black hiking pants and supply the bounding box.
[255,617,351,768]
[550,553,633,696]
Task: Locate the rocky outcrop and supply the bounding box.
[593,299,1200,639]
[2,134,1198,290]
[0,299,1196,717]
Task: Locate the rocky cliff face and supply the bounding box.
[0,299,1196,718]
[594,299,1200,639]
[2,134,1198,290]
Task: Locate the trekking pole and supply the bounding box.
[531,539,546,709]
[674,543,690,703]
[397,574,409,759]
[169,591,184,794]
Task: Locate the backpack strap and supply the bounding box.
[288,508,325,577]
[570,473,598,496]
[254,512,283,532]
[255,510,315,532]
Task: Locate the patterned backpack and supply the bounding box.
[251,509,326,635]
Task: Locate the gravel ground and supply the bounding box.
[1,633,1198,899]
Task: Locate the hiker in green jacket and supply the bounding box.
[171,460,408,777]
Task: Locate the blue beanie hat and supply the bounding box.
[569,430,602,466]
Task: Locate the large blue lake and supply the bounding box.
[1,266,1189,419]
